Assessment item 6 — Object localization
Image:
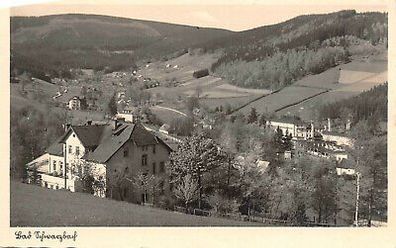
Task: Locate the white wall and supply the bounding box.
[322,134,354,147]
[40,173,76,192]
[48,154,64,175]
[269,121,296,136]
[65,130,86,179]
[116,113,134,123]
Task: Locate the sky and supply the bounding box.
[9,0,389,31]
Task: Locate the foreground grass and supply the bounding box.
[10,182,260,227]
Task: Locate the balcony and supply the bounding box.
[39,173,76,192]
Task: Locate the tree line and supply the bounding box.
[319,83,387,125]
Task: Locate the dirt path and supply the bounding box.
[153,105,188,117]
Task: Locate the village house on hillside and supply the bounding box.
[116,106,136,123]
[68,96,86,110]
[26,119,173,205]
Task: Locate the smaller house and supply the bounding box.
[256,160,270,173]
[116,106,136,123]
[321,131,354,147]
[193,68,209,79]
[336,159,356,176]
[68,96,85,110]
[159,124,171,134]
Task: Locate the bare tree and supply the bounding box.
[174,174,199,209]
[132,172,159,205]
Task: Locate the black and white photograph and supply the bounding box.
[4,0,390,234]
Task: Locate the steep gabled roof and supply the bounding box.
[84,124,135,163]
[59,124,109,148]
[46,136,64,156]
[131,124,159,146]
[84,122,170,164]
[338,158,356,169]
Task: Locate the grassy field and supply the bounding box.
[276,91,358,120]
[277,55,387,120]
[150,106,188,124]
[10,181,259,227]
[237,86,327,115]
[237,52,387,119]
[294,66,340,89]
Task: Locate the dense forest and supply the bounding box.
[319,83,387,124]
[10,14,231,80]
[201,10,388,89]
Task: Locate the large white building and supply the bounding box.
[266,117,314,140]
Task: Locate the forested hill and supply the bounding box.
[197,10,388,90]
[11,10,387,88]
[320,82,388,123]
[10,14,232,79]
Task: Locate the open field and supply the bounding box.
[137,52,271,112]
[276,91,359,121]
[335,71,387,92]
[237,86,327,115]
[150,106,189,124]
[294,53,387,89]
[10,181,260,227]
[294,67,340,89]
[237,53,387,119]
[338,70,377,85]
[138,53,220,83]
[200,95,259,111]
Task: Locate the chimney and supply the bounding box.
[63,123,71,132]
[311,122,314,138]
[328,118,331,132]
[346,119,351,130]
[111,119,118,130]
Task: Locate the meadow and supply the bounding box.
[10,181,259,227]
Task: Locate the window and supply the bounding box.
[152,145,156,154]
[53,161,57,171]
[142,154,147,166]
[152,162,156,175]
[68,145,72,154]
[60,161,63,170]
[123,147,129,157]
[159,180,164,195]
[159,162,165,173]
[75,146,80,156]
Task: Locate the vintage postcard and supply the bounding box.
[0,0,395,247]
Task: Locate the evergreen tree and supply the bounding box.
[247,107,258,124]
[107,92,118,116]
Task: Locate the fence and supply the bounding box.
[174,206,211,217]
[173,206,341,226]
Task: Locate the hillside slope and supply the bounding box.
[10,14,232,78]
[10,181,259,226]
[195,10,387,90]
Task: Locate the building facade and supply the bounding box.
[26,120,173,204]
